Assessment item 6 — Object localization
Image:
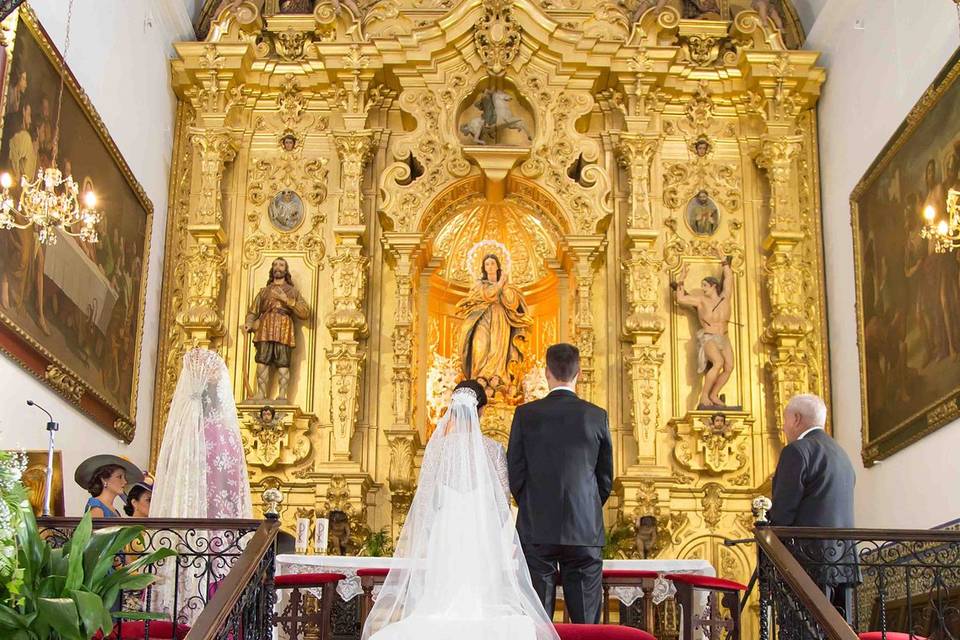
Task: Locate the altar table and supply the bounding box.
[275,554,715,606]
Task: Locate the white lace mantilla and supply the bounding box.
[275,555,715,606]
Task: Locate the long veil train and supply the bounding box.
[151,348,253,623]
[362,387,559,640]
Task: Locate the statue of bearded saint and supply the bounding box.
[456,254,532,395]
[244,257,310,402]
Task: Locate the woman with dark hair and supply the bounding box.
[74,454,144,519]
[123,475,153,518]
[456,253,531,393]
[363,379,559,640]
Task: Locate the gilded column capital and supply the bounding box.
[188,128,240,226]
[333,130,376,227]
[617,135,662,230]
[755,135,804,233]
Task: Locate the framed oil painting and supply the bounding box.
[851,46,960,466]
[0,7,152,441]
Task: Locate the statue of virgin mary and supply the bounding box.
[456,252,531,388]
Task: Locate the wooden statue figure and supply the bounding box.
[671,251,736,409]
[244,257,310,402]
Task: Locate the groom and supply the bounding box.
[508,343,613,624]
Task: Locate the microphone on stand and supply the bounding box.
[26,400,59,517]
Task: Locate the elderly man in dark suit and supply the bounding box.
[507,343,613,624]
[770,393,857,622]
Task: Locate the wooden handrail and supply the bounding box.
[755,528,859,640]
[765,526,960,542]
[185,518,280,640]
[37,517,264,530]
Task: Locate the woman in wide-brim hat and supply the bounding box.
[74,454,144,518]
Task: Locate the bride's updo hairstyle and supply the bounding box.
[452,379,488,410]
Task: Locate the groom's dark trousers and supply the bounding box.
[508,388,613,624]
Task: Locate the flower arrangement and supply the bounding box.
[0,449,28,602]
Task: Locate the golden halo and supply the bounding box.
[466,240,512,279]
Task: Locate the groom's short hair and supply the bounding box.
[546,343,580,382]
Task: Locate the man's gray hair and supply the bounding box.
[786,393,827,427]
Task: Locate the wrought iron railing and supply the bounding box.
[187,518,280,640]
[756,526,960,640]
[37,517,276,640]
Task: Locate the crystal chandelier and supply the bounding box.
[0,0,99,247]
[921,189,960,253]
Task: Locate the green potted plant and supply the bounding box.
[361,528,393,558]
[0,451,176,639]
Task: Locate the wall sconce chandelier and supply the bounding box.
[921,189,960,253]
[0,0,99,247]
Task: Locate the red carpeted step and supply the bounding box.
[555,623,657,640]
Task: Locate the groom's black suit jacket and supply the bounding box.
[507,389,613,547]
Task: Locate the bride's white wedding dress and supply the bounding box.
[362,389,559,640]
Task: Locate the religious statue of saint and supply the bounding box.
[671,252,735,409]
[245,257,310,402]
[456,254,532,394]
[687,190,719,236]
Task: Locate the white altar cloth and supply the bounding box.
[275,554,715,607]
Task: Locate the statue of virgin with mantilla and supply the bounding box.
[456,253,532,390]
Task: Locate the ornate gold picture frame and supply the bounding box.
[851,45,960,466]
[0,7,152,441]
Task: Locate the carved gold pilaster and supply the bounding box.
[563,236,606,403]
[326,235,369,461]
[757,135,815,428]
[333,131,375,227]
[621,229,665,460]
[189,128,239,225]
[175,225,228,347]
[382,232,425,532]
[756,135,804,232]
[325,129,376,462]
[617,134,661,229]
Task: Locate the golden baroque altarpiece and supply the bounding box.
[155,0,828,590]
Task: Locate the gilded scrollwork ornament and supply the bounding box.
[475,0,521,77]
[43,365,84,404]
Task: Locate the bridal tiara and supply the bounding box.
[450,387,480,406]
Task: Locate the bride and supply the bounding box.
[362,380,559,640]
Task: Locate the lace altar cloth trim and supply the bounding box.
[275,556,715,606]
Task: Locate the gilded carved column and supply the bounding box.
[563,237,606,404]
[618,135,664,462]
[381,232,424,531]
[176,128,239,347]
[326,130,375,462]
[756,135,813,425]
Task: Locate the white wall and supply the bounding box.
[0,1,194,515]
[810,0,960,528]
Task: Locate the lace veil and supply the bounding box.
[151,348,253,622]
[361,387,559,640]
